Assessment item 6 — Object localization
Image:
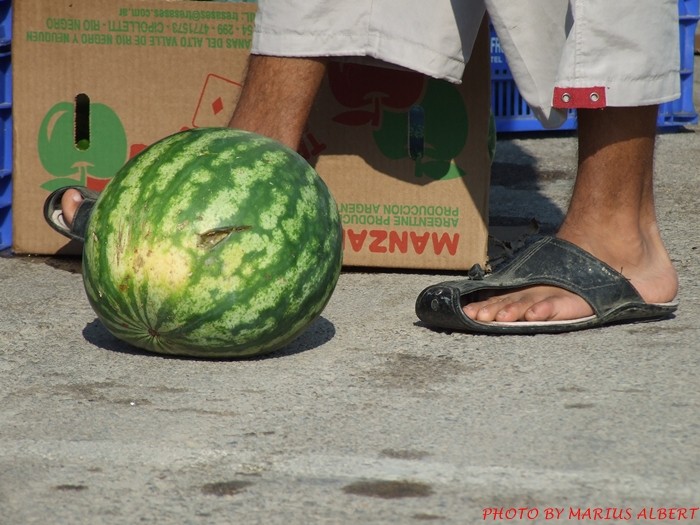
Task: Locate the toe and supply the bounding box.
[524,293,593,322]
[494,300,532,322]
[463,296,507,321]
[462,286,595,324]
[523,299,558,322]
[474,298,529,322]
[61,189,84,227]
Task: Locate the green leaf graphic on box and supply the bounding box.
[373,79,468,180]
[38,102,128,191]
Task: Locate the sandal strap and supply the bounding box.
[415,236,657,332]
[43,186,100,242]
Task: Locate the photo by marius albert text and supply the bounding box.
[482,507,699,521]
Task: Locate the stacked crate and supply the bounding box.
[491,0,700,133]
[0,0,9,249]
[658,0,700,126]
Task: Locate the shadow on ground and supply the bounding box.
[82,315,337,362]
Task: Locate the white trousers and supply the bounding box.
[251,0,680,127]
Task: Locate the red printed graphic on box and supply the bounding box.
[191,73,242,128]
[130,74,244,157]
[326,63,470,181]
[38,74,245,193]
[328,63,425,127]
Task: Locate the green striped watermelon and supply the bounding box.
[82,128,343,358]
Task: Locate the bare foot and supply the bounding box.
[60,188,84,227]
[463,105,679,325]
[463,230,679,324]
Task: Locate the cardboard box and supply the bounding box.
[13,0,492,270]
[307,38,492,270]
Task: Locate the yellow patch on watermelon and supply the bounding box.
[135,242,193,291]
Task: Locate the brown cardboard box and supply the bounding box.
[12,0,492,270]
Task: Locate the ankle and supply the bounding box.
[558,216,675,269]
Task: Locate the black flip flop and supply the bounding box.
[43,186,100,242]
[415,236,678,334]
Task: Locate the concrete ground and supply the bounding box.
[1,73,699,525]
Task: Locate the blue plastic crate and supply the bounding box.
[0,175,10,249]
[0,103,9,250]
[0,201,10,250]
[0,0,10,47]
[489,30,578,133]
[491,0,699,133]
[659,0,700,125]
[0,48,9,109]
[0,1,9,250]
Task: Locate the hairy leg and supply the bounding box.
[61,55,328,226]
[463,105,678,323]
[228,55,328,149]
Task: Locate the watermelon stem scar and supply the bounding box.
[197,226,252,249]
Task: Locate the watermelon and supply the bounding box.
[82,128,343,358]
